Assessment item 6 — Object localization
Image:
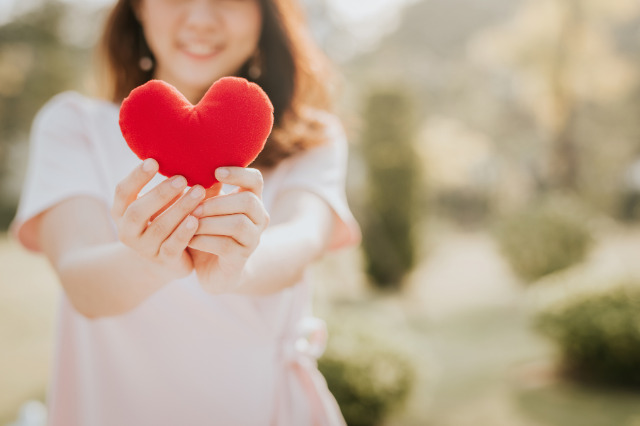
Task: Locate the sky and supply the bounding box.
[326,0,413,24]
[0,0,415,30]
[0,0,416,59]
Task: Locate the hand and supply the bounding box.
[111,159,206,280]
[188,167,270,294]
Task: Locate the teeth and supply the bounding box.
[183,44,216,56]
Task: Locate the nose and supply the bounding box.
[184,0,222,32]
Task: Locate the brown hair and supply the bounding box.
[98,0,335,169]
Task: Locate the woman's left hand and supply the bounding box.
[187,167,270,293]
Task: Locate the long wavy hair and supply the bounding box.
[97,0,335,169]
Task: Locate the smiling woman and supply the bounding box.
[134,0,263,103]
[10,0,361,424]
[100,0,336,168]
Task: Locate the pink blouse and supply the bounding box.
[12,92,361,426]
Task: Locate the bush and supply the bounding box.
[318,321,416,426]
[358,88,421,290]
[536,285,640,386]
[494,196,593,282]
[0,202,17,231]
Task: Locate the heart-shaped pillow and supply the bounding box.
[119,77,274,187]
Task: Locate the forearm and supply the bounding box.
[55,241,179,318]
[235,214,333,296]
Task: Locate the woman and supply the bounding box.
[11,0,360,424]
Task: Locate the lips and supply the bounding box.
[179,41,221,58]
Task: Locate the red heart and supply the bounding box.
[119,77,274,188]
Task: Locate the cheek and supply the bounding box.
[233,10,262,49]
[140,10,176,56]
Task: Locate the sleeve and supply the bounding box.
[277,115,361,251]
[10,92,107,252]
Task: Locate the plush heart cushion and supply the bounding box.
[119,77,274,187]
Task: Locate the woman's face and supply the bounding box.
[137,0,262,103]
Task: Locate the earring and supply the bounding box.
[248,50,262,80]
[138,30,154,72]
[139,56,153,72]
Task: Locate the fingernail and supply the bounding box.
[191,185,204,199]
[142,159,156,172]
[193,205,203,217]
[172,176,186,188]
[216,168,229,179]
[186,215,197,230]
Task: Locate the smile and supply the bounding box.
[180,43,221,59]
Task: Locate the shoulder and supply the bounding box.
[303,107,346,143]
[294,108,348,159]
[35,91,116,127]
[33,91,118,142]
[272,109,349,179]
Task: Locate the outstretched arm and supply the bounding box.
[237,189,335,295]
[188,167,334,295]
[38,160,205,318]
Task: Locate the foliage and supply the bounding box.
[0,1,94,212]
[318,319,416,426]
[358,88,421,290]
[537,284,640,386]
[494,195,593,282]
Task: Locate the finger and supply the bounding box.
[122,175,188,236]
[188,234,246,257]
[194,214,257,248]
[149,192,182,222]
[142,185,206,245]
[158,215,199,260]
[205,182,224,199]
[112,158,158,219]
[215,167,263,199]
[193,192,268,227]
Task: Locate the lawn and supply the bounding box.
[3,225,640,425]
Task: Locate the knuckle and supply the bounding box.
[125,204,144,224]
[249,167,263,182]
[157,181,177,199]
[220,237,235,256]
[199,198,214,215]
[233,215,251,233]
[160,243,179,259]
[176,220,195,241]
[114,182,128,200]
[244,192,260,210]
[149,220,170,239]
[244,236,259,253]
[252,170,264,190]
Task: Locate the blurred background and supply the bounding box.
[3,0,640,425]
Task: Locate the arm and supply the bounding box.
[188,167,335,295]
[38,198,180,318]
[38,160,205,319]
[237,189,334,295]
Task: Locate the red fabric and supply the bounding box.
[119,77,274,187]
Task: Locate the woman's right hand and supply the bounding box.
[110,159,206,280]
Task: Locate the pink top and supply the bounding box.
[12,92,361,426]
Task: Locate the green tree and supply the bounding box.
[358,88,421,290]
[469,0,639,191]
[0,1,94,226]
